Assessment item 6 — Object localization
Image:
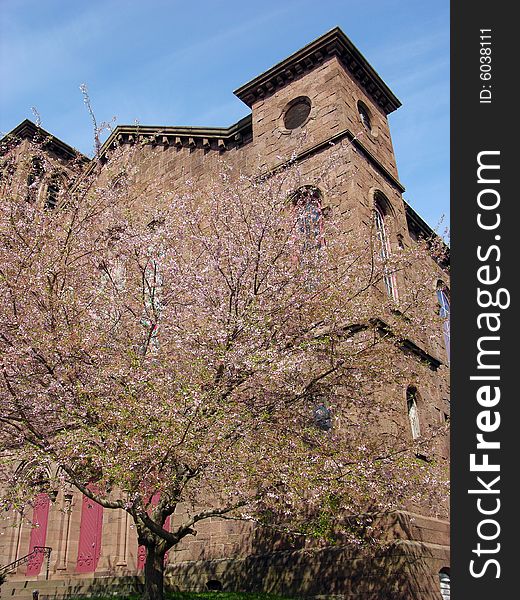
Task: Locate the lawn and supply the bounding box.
[168,595,292,599]
[164,594,293,600]
[88,594,294,600]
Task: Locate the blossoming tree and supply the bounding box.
[0,134,448,599]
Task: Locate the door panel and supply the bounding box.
[76,491,104,573]
[137,493,170,569]
[26,493,50,577]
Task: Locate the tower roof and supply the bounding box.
[234,27,401,114]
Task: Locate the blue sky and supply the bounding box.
[0,0,449,230]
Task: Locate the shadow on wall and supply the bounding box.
[164,514,444,600]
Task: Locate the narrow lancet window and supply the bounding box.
[374,198,398,301]
[437,283,450,363]
[407,387,421,440]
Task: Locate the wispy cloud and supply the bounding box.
[1,0,449,227]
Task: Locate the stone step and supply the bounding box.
[6,576,138,589]
[2,589,139,600]
[1,576,141,600]
[2,592,136,600]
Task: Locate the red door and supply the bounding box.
[76,492,104,573]
[26,493,50,576]
[137,493,170,570]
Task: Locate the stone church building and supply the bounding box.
[0,28,450,599]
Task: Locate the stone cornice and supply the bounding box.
[234,27,401,114]
[1,119,89,163]
[100,115,253,156]
[373,318,444,371]
[262,127,406,194]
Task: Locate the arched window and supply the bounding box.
[358,101,372,132]
[373,195,398,301]
[26,156,44,202]
[313,403,332,431]
[45,173,62,209]
[140,255,163,353]
[292,186,323,250]
[407,386,421,440]
[437,283,450,363]
[439,568,450,599]
[307,386,332,431]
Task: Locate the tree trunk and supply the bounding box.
[142,542,167,600]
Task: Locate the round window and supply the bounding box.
[283,97,312,130]
[358,101,372,131]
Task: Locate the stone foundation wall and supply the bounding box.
[165,536,449,599]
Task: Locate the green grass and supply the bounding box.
[169,595,293,599]
[88,593,294,600]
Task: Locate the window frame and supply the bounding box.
[283,96,312,131]
[45,172,62,209]
[291,186,324,251]
[436,283,451,363]
[406,386,421,440]
[373,199,398,301]
[357,101,372,132]
[26,156,44,203]
[439,569,451,600]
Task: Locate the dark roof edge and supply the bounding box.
[404,201,450,265]
[99,114,253,156]
[404,202,436,239]
[1,119,89,162]
[234,27,401,114]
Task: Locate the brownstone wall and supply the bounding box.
[250,55,399,179]
[0,30,449,599]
